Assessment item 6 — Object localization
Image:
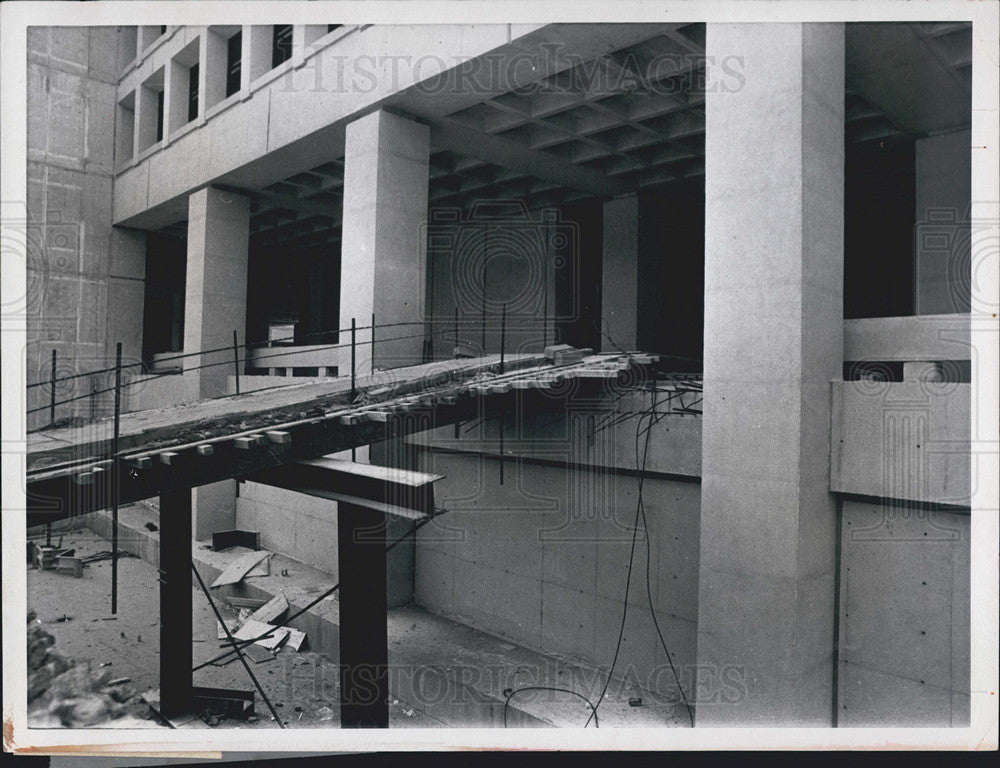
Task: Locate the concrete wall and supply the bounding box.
[26,27,146,430]
[406,399,701,699]
[831,382,970,506]
[838,500,970,725]
[412,449,701,700]
[235,480,416,609]
[914,129,971,315]
[426,209,562,359]
[844,313,971,364]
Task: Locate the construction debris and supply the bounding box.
[316,705,335,721]
[233,618,290,651]
[212,529,261,552]
[210,549,271,588]
[248,593,288,625]
[27,610,156,728]
[217,619,240,641]
[81,550,139,564]
[56,555,84,578]
[285,627,307,652]
[246,556,270,578]
[225,596,267,610]
[243,645,275,664]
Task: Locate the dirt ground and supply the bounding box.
[26,527,438,729]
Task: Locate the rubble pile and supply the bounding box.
[27,610,158,728]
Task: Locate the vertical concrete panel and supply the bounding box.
[697,22,844,725]
[190,480,237,541]
[601,195,639,351]
[413,449,701,688]
[838,501,970,725]
[340,110,429,370]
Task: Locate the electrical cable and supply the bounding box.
[637,386,695,727]
[503,686,598,728]
[583,380,695,728]
[582,402,648,727]
[192,509,444,672]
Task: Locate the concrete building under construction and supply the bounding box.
[21,19,978,729]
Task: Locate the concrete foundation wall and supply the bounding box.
[26,27,146,431]
[838,499,970,725]
[236,480,416,608]
[411,449,701,696]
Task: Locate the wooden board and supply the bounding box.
[285,627,307,651]
[210,550,271,588]
[248,593,288,624]
[233,618,290,650]
[27,353,546,474]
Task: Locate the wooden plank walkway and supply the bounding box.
[25,351,656,523]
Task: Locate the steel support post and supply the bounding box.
[337,501,389,728]
[159,488,193,717]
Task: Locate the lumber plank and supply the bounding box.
[210,550,271,588]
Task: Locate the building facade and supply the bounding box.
[25,21,974,726]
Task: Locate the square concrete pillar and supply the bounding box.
[340,109,430,373]
[696,23,844,726]
[185,186,250,539]
[184,186,250,399]
[601,195,639,351]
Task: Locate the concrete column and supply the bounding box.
[242,25,272,88]
[914,129,971,315]
[184,186,250,397]
[601,195,639,351]
[696,23,844,725]
[185,186,250,539]
[340,109,430,372]
[165,58,186,139]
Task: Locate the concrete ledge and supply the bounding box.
[831,381,971,505]
[844,313,971,363]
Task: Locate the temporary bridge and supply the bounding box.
[25,348,667,727]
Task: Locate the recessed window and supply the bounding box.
[272,24,293,68]
[115,91,135,165]
[137,67,165,152]
[187,63,199,123]
[226,31,242,97]
[156,90,164,142]
[117,27,137,75]
[168,39,199,133]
